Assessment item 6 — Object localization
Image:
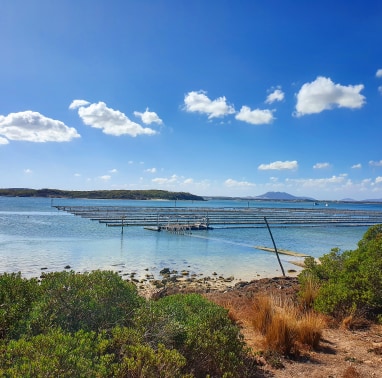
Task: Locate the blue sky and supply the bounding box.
[1,0,382,200]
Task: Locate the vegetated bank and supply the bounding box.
[0,188,205,201]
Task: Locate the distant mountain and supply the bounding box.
[254,191,315,201]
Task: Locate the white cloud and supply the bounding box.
[376,69,382,78]
[152,174,179,185]
[0,111,80,143]
[375,176,382,184]
[24,169,32,174]
[134,108,163,125]
[109,169,118,174]
[235,106,274,125]
[294,76,365,116]
[224,178,255,187]
[286,174,348,187]
[265,88,285,104]
[99,175,111,181]
[74,173,81,177]
[313,162,331,169]
[70,100,157,137]
[0,136,9,144]
[351,163,362,169]
[369,160,382,167]
[184,90,235,119]
[145,168,157,173]
[69,99,90,110]
[258,160,298,170]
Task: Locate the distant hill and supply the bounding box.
[0,188,205,201]
[254,191,315,201]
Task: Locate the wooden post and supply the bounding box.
[264,216,285,277]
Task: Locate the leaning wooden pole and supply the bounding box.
[264,216,286,277]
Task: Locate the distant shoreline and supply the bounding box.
[0,188,205,201]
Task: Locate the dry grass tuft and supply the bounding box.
[299,273,321,310]
[341,311,370,330]
[250,294,325,355]
[342,366,361,378]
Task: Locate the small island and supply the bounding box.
[0,188,205,201]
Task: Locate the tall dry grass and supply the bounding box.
[205,289,326,357]
[298,273,321,310]
[251,294,325,355]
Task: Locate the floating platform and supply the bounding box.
[144,223,212,232]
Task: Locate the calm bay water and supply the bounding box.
[1,196,380,282]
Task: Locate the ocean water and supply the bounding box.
[0,196,380,282]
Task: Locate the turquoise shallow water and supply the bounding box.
[0,197,379,281]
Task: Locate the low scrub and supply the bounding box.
[0,271,258,377]
[299,224,382,320]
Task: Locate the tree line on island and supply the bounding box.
[0,188,205,201]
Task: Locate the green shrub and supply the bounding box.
[0,272,40,339]
[134,293,253,377]
[0,327,189,378]
[299,224,382,319]
[0,329,106,377]
[27,270,143,334]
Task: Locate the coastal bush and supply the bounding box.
[27,270,144,334]
[134,293,253,377]
[299,224,382,319]
[0,326,190,378]
[0,272,40,339]
[0,273,261,376]
[0,329,105,377]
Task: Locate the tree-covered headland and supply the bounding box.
[0,188,205,201]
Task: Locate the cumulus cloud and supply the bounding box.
[313,162,331,169]
[184,90,235,119]
[145,168,157,173]
[376,176,382,184]
[235,106,275,125]
[224,178,255,187]
[0,136,9,145]
[294,76,365,116]
[265,88,285,104]
[109,169,118,173]
[352,163,362,169]
[70,100,157,137]
[69,99,90,109]
[152,174,179,185]
[376,69,382,78]
[369,160,382,167]
[258,160,298,170]
[134,108,163,125]
[0,111,80,143]
[99,175,111,181]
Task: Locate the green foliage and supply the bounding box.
[134,293,251,377]
[0,188,205,201]
[299,224,382,318]
[27,270,143,334]
[0,329,105,377]
[0,272,258,376]
[0,328,187,378]
[0,272,40,339]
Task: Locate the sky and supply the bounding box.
[1,0,382,201]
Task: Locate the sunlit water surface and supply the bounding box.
[1,197,379,281]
